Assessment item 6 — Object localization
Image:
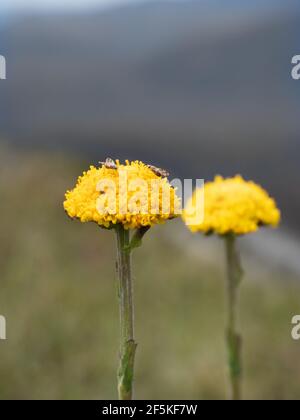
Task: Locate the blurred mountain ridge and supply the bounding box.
[0,0,300,230]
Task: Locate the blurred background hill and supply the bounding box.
[0,0,300,400]
[0,0,300,230]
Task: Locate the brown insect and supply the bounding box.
[147,164,170,178]
[99,157,117,170]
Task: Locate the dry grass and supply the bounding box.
[0,146,299,400]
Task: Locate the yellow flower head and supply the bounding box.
[183,175,280,236]
[64,159,180,230]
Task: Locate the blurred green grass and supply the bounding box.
[0,146,300,400]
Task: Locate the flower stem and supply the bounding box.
[115,224,137,400]
[224,235,243,401]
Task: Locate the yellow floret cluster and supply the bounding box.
[183,175,281,236]
[64,160,180,230]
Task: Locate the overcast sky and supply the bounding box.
[1,0,297,14]
[0,0,147,12]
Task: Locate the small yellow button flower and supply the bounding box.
[183,175,280,236]
[64,159,180,230]
[64,158,180,400]
[183,175,281,400]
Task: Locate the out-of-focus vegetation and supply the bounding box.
[0,146,300,400]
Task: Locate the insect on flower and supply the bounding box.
[99,157,118,170]
[146,164,170,178]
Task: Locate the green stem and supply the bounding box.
[224,235,243,401]
[115,225,137,400]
